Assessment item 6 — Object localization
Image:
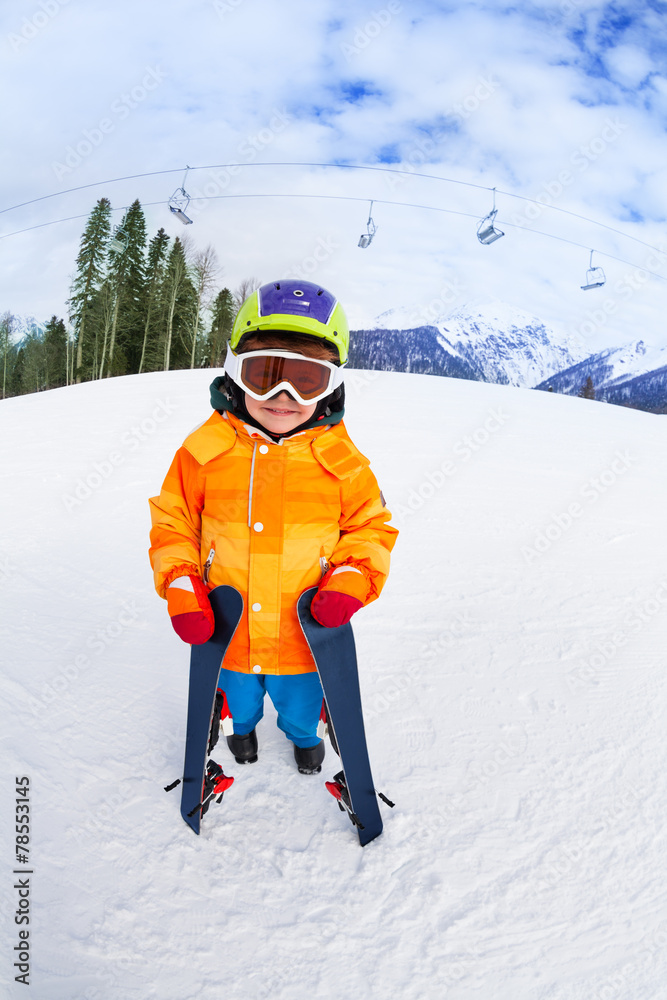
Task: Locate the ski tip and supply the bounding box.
[181,814,201,835]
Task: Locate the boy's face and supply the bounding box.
[244,390,317,435]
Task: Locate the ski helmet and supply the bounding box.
[230,280,349,364]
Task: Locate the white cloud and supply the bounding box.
[1,0,666,352]
[603,43,654,88]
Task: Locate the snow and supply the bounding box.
[2,368,667,999]
[595,340,667,390]
[370,301,588,387]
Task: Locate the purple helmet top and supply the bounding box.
[258,280,337,324]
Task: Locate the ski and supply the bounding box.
[297,587,388,847]
[178,585,243,834]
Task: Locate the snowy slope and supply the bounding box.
[2,369,667,1000]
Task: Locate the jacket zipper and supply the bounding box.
[247,443,258,527]
[202,547,216,586]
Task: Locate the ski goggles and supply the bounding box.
[224,345,345,406]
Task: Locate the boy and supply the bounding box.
[149,279,397,774]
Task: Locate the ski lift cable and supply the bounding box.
[2,190,666,284]
[178,191,667,280]
[0,160,664,259]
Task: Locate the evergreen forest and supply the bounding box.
[1,198,248,398]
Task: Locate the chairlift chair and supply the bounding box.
[477,189,504,245]
[109,226,128,253]
[358,200,377,248]
[168,185,193,226]
[477,210,504,244]
[581,251,605,290]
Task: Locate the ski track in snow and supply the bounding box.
[2,368,667,999]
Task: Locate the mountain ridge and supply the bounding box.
[349,303,667,412]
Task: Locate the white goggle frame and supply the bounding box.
[224,345,345,406]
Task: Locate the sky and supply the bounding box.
[2,0,667,353]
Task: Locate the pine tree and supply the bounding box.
[138,228,170,374]
[93,280,115,380]
[43,316,68,389]
[186,244,220,368]
[159,237,196,371]
[68,198,112,382]
[101,199,147,377]
[0,312,17,399]
[207,288,235,367]
[13,326,46,395]
[578,376,595,400]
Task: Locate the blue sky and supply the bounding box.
[1,0,667,351]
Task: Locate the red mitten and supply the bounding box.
[310,566,366,628]
[166,575,215,644]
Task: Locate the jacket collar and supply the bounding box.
[181,410,369,478]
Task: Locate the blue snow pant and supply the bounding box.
[217,668,324,748]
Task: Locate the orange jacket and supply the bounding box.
[149,411,398,675]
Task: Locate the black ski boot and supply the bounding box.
[294,740,325,774]
[227,729,258,764]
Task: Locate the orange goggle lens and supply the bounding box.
[240,355,333,401]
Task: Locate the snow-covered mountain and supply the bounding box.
[352,304,667,412]
[436,303,585,387]
[535,340,667,413]
[350,302,587,388]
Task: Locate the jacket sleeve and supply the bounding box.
[148,446,206,598]
[328,465,399,606]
